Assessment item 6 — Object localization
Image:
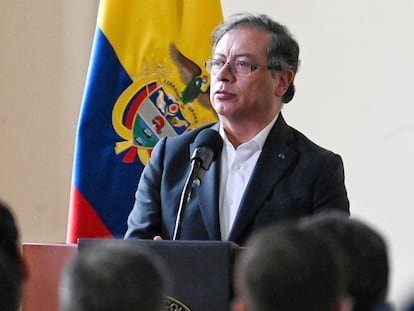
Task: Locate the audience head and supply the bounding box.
[300,211,390,311]
[232,221,349,311]
[0,199,24,311]
[402,296,414,311]
[59,240,169,311]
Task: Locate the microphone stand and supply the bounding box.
[172,159,202,240]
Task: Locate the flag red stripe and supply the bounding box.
[67,186,113,243]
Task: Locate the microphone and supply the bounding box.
[189,129,223,186]
[172,129,223,240]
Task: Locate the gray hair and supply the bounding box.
[59,241,169,311]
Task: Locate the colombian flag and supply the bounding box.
[67,1,223,243]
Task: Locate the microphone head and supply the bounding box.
[193,128,223,161]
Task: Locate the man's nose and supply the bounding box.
[215,62,235,81]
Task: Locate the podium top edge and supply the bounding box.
[78,238,240,249]
[22,243,77,247]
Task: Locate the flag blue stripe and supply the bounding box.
[73,26,143,237]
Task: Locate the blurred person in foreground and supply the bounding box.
[232,222,352,311]
[0,199,26,311]
[402,295,414,311]
[59,240,169,311]
[125,12,349,245]
[300,211,393,311]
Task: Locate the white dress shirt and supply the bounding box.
[218,114,279,240]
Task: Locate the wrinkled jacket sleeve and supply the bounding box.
[124,137,167,239]
[312,151,349,214]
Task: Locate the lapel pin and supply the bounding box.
[277,153,286,160]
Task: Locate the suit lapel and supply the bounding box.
[197,160,221,240]
[228,114,297,242]
[191,123,221,240]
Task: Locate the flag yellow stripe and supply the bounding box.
[97,0,222,79]
[175,1,223,66]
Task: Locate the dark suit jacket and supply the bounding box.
[125,114,349,246]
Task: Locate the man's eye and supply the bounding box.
[213,60,224,67]
[236,61,249,68]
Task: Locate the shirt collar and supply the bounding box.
[219,113,279,150]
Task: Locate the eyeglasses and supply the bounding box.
[204,59,280,76]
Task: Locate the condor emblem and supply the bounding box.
[112,45,216,165]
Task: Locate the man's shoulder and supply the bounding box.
[290,127,333,153]
[276,119,340,158]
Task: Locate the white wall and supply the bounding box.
[0,1,99,242]
[221,0,414,308]
[1,0,413,308]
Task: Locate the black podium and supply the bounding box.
[78,239,238,311]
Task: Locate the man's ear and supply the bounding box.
[274,69,294,97]
[231,296,249,311]
[19,252,28,280]
[334,297,354,311]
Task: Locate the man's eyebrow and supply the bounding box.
[212,52,256,59]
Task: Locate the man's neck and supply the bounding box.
[219,113,279,148]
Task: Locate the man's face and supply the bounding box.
[209,27,283,125]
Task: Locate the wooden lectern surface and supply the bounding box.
[22,243,77,311]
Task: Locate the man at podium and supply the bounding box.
[125,12,349,246]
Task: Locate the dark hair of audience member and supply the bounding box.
[0,200,24,311]
[234,222,348,311]
[300,211,390,311]
[59,240,169,311]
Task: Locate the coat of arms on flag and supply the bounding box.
[113,44,214,165]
